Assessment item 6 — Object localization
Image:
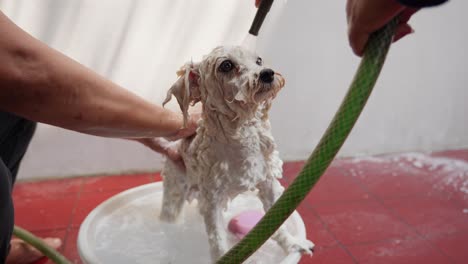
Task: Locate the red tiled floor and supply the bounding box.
[62,228,83,264]
[81,174,153,193]
[11,149,467,264]
[305,166,371,205]
[297,203,339,248]
[418,154,468,207]
[383,196,468,237]
[339,157,442,200]
[313,199,417,245]
[299,246,355,264]
[282,161,306,182]
[14,194,77,231]
[347,238,451,264]
[153,173,163,182]
[431,149,468,162]
[13,177,83,198]
[71,189,124,228]
[425,231,468,264]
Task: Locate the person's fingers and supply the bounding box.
[11,237,62,252]
[166,147,181,161]
[137,138,164,153]
[349,23,413,56]
[168,112,199,140]
[165,147,186,168]
[348,7,417,56]
[393,23,414,42]
[391,8,417,43]
[348,27,369,57]
[43,238,63,250]
[255,0,261,8]
[399,8,419,24]
[345,0,355,23]
[347,0,407,56]
[138,138,183,163]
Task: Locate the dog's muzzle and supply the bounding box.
[259,68,275,84]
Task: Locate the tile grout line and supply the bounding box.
[281,165,360,262]
[336,164,458,264]
[79,174,156,194]
[62,177,85,256]
[301,202,359,263]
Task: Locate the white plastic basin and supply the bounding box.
[78,182,307,264]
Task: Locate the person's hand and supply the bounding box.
[6,237,62,264]
[133,110,201,166]
[347,0,418,56]
[164,111,201,141]
[136,137,183,165]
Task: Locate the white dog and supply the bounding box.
[160,46,314,261]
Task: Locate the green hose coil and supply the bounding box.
[217,18,399,264]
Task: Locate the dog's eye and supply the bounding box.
[219,60,234,73]
[256,57,263,66]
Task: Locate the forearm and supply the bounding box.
[0,12,182,138]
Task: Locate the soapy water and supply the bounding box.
[78,183,305,264]
[346,152,468,203]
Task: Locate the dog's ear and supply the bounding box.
[163,62,200,127]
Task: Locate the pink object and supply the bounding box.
[228,210,265,239]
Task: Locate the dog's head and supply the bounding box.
[164,46,285,126]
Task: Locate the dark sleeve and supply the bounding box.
[397,0,449,7]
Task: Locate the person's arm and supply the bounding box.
[0,11,195,139]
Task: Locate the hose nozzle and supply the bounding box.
[249,0,274,36]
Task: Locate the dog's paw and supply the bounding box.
[287,238,315,255]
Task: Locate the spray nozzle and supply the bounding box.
[249,0,274,36]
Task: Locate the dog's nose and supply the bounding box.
[259,69,275,83]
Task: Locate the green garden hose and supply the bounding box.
[217,15,399,264]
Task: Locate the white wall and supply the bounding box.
[262,0,468,160]
[1,0,466,180]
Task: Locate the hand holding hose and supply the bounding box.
[256,0,447,57]
[254,0,417,56]
[346,0,419,56]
